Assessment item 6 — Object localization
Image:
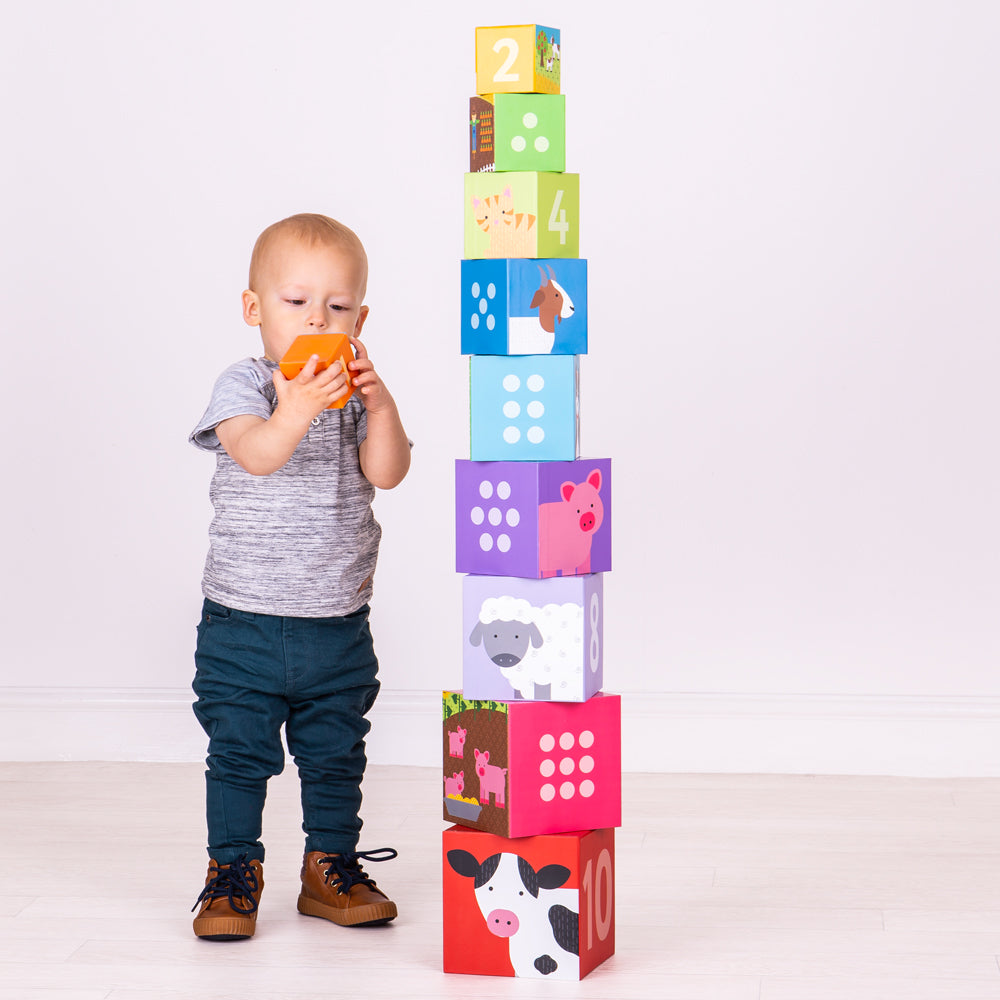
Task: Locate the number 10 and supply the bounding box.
[582,848,613,948]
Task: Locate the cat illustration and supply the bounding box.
[471,186,536,257]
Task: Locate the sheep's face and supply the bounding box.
[470,619,544,667]
[485,622,533,666]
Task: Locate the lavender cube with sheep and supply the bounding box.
[462,574,603,702]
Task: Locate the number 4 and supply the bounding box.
[548,189,570,245]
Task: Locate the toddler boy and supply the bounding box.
[188,213,410,940]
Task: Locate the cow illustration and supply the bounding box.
[446,850,580,979]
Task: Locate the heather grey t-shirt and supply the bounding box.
[189,357,380,617]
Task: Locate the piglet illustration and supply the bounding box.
[448,726,467,758]
[444,771,465,797]
[538,469,604,577]
[474,748,508,808]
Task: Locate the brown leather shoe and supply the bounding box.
[192,856,263,940]
[297,849,398,926]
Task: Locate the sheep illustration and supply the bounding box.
[508,265,575,355]
[469,595,584,700]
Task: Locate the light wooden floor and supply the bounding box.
[2,763,1000,999]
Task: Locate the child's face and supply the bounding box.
[242,234,369,361]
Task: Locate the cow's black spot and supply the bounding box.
[534,954,558,975]
[473,853,501,889]
[446,850,502,889]
[548,903,580,955]
[517,856,540,897]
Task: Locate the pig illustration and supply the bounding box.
[474,748,508,808]
[448,726,467,758]
[444,771,465,797]
[538,469,604,577]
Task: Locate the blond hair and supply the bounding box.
[248,213,368,296]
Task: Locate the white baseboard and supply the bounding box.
[1,687,999,776]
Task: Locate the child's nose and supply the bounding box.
[307,309,326,329]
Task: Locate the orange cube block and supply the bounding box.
[279,334,355,409]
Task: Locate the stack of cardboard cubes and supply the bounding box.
[442,25,618,981]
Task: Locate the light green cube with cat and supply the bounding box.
[464,171,580,259]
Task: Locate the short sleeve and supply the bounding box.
[189,359,276,453]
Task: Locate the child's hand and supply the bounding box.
[347,337,392,412]
[272,353,350,423]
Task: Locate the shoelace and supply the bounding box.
[317,847,398,895]
[191,854,260,914]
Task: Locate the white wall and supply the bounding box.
[1,1,998,774]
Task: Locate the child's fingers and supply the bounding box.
[297,354,321,380]
[347,356,374,380]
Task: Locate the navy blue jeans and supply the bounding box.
[192,598,380,865]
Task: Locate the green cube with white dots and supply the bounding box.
[470,94,565,173]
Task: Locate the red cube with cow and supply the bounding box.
[443,825,615,980]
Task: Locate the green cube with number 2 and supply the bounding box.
[464,171,579,259]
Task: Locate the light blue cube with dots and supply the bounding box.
[470,354,579,461]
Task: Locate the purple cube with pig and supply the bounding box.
[463,574,603,702]
[456,458,611,579]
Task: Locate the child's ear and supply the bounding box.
[242,289,261,326]
[354,305,370,337]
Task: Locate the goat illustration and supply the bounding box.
[508,265,575,355]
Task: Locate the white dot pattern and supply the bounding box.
[536,728,600,804]
[508,111,555,163]
[468,280,501,343]
[461,473,531,565]
[499,368,548,447]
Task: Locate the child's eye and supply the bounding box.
[287,298,306,306]
[328,303,348,312]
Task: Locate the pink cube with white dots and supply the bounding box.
[442,691,621,838]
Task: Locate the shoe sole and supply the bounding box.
[297,892,397,927]
[193,916,257,941]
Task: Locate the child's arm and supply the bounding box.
[216,355,351,475]
[348,337,411,490]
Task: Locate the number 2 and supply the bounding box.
[493,38,519,83]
